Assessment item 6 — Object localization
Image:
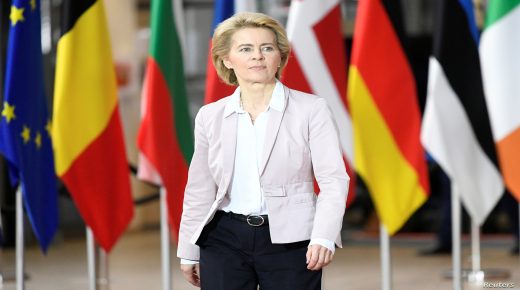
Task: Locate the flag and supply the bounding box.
[421,0,503,225]
[0,0,58,251]
[203,0,257,104]
[480,0,520,201]
[52,0,134,252]
[348,0,429,234]
[283,0,355,206]
[136,0,193,239]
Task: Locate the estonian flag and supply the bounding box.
[421,0,504,225]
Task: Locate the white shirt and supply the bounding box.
[218,82,285,215]
[180,81,333,265]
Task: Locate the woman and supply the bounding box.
[177,12,349,290]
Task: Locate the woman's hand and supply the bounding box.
[306,244,334,271]
[180,263,201,287]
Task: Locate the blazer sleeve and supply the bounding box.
[177,106,217,260]
[308,98,350,247]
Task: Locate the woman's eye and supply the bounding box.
[262,46,274,52]
[239,47,251,52]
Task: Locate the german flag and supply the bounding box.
[347,0,429,234]
[52,0,134,252]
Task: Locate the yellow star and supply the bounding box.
[2,102,16,123]
[35,132,42,149]
[10,5,24,26]
[21,126,30,144]
[30,0,36,11]
[45,120,52,137]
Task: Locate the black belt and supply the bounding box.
[219,211,269,226]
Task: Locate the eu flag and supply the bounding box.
[0,0,58,252]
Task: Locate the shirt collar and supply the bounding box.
[223,80,286,118]
[223,87,242,117]
[270,81,285,112]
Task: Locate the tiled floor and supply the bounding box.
[0,230,519,290]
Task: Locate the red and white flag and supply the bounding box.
[283,0,355,204]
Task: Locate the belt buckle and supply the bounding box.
[246,215,264,226]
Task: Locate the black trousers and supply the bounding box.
[196,211,322,290]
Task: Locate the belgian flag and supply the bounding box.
[52,0,134,252]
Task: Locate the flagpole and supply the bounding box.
[15,186,24,290]
[468,220,484,284]
[98,247,109,289]
[87,227,98,290]
[379,224,392,290]
[160,188,171,290]
[466,211,509,284]
[451,185,462,290]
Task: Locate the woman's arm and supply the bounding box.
[177,106,217,261]
[308,98,350,245]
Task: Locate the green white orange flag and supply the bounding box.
[136,0,193,239]
[53,0,134,252]
[347,0,429,234]
[480,0,520,200]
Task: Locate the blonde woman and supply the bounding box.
[177,12,349,290]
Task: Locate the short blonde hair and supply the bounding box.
[211,12,290,86]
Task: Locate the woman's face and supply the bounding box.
[223,27,281,86]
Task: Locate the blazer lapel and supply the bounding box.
[221,112,237,190]
[259,88,289,176]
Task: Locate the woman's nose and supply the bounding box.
[252,48,264,60]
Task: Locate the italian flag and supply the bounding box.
[137,0,193,239]
[480,0,520,200]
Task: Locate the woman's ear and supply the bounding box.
[223,57,232,69]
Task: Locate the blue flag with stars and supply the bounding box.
[0,0,58,252]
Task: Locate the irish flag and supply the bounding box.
[137,0,193,239]
[53,0,134,252]
[348,0,429,234]
[480,1,520,200]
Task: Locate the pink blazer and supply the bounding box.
[177,84,349,261]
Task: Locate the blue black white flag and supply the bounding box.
[421,0,503,225]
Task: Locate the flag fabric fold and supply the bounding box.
[137,0,193,239]
[480,0,520,200]
[422,0,503,225]
[283,0,355,206]
[0,0,58,252]
[348,0,429,234]
[52,0,133,252]
[203,0,257,104]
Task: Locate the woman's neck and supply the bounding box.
[239,82,276,112]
